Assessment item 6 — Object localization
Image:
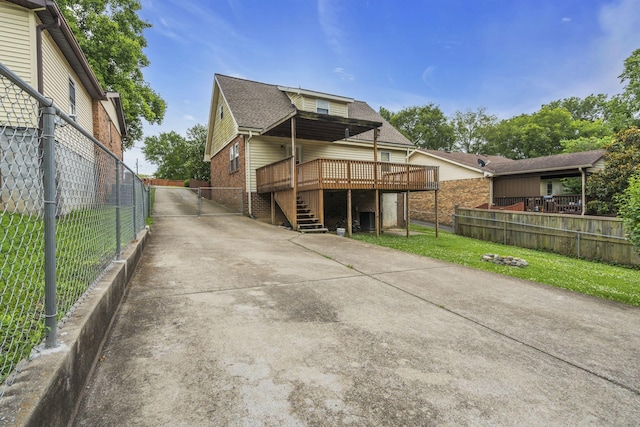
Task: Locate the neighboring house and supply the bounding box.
[408,149,605,224]
[0,0,127,213]
[204,74,438,234]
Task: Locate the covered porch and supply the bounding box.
[255,111,439,236]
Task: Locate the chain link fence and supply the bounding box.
[1,63,149,397]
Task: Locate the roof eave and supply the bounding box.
[493,163,600,177]
[36,1,105,100]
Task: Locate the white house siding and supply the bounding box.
[42,32,92,131]
[410,153,483,181]
[0,2,36,86]
[41,33,98,214]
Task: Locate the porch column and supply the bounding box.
[375,190,380,238]
[435,189,439,238]
[580,168,586,216]
[271,192,275,225]
[291,117,297,230]
[374,128,380,238]
[406,191,410,238]
[347,189,353,237]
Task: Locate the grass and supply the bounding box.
[1,205,147,384]
[352,224,640,307]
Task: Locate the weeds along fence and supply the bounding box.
[0,63,149,395]
[454,207,640,266]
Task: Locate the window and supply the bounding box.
[380,151,391,172]
[546,181,553,196]
[68,77,76,120]
[286,144,303,164]
[220,105,224,120]
[229,142,239,173]
[316,99,329,114]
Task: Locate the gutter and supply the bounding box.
[36,17,60,95]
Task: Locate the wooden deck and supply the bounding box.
[493,195,585,214]
[257,157,439,194]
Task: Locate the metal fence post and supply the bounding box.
[132,176,137,235]
[42,106,57,348]
[197,187,202,217]
[115,160,121,259]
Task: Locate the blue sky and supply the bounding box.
[124,0,640,175]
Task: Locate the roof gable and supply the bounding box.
[213,74,413,147]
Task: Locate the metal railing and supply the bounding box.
[0,62,149,396]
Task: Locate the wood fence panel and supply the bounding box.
[455,207,639,266]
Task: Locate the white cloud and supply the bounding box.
[333,67,354,81]
[184,114,195,121]
[421,66,436,89]
[318,0,345,54]
[561,17,571,23]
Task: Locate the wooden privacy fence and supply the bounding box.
[454,207,640,266]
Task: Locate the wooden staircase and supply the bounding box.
[296,196,327,233]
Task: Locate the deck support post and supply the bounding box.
[347,189,352,238]
[435,189,439,238]
[375,189,380,238]
[406,191,410,238]
[291,117,297,230]
[580,167,586,216]
[271,192,275,225]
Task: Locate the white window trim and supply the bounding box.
[316,99,329,115]
[68,76,77,120]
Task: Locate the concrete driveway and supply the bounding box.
[73,188,640,426]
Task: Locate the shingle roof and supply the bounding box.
[490,149,605,175]
[418,149,514,170]
[215,74,413,146]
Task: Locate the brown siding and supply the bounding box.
[410,178,490,225]
[493,176,540,197]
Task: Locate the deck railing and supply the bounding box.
[256,157,294,193]
[257,158,439,193]
[493,195,584,214]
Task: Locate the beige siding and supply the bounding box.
[100,99,123,138]
[299,96,348,117]
[42,33,93,131]
[210,90,237,157]
[410,153,483,181]
[0,3,36,85]
[286,93,303,109]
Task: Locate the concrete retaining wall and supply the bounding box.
[0,229,148,426]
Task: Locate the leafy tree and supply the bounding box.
[617,171,640,254]
[544,94,609,122]
[586,127,640,215]
[57,0,166,147]
[620,48,640,112]
[143,124,209,180]
[380,104,455,150]
[561,135,611,153]
[451,107,497,153]
[485,107,612,159]
[616,171,640,254]
[184,124,210,181]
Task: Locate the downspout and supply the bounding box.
[246,131,253,217]
[37,17,61,96]
[579,167,586,216]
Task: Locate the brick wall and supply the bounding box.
[92,101,123,160]
[410,178,490,225]
[210,135,247,212]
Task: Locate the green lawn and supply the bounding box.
[353,225,640,306]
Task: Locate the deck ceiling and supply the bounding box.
[263,111,382,142]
